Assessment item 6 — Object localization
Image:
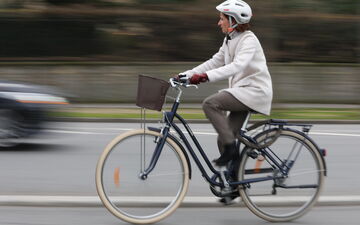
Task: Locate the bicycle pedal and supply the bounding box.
[221,186,239,195]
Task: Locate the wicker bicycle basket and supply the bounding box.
[136,75,170,111]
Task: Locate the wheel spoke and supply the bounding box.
[239,129,324,222]
[96,130,189,224]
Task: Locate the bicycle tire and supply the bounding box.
[238,128,325,222]
[96,129,189,224]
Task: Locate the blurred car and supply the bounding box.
[0,80,68,147]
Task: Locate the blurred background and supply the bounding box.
[0,0,359,103]
[0,0,358,105]
[0,0,358,63]
[0,0,358,133]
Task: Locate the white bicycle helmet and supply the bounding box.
[216,0,252,24]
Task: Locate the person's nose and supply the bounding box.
[218,20,221,26]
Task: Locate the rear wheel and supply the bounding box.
[238,128,325,222]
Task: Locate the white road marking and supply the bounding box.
[45,130,105,135]
[47,127,360,138]
[309,132,360,137]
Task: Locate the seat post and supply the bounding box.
[241,111,252,133]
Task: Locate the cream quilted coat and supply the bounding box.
[183,31,273,115]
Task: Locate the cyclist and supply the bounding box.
[179,0,273,171]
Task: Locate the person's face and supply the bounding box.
[218,13,230,34]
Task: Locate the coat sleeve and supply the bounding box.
[182,40,226,77]
[206,36,256,82]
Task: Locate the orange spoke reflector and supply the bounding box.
[114,167,120,187]
[254,155,265,173]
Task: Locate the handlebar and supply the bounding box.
[169,77,198,89]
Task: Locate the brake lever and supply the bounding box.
[169,78,177,87]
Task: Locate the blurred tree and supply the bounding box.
[45,0,88,4]
[137,0,194,3]
[0,0,26,8]
[280,0,358,14]
[0,0,358,62]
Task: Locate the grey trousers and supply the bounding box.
[202,91,251,154]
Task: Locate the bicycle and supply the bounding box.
[95,75,327,224]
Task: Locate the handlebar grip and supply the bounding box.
[177,74,189,84]
[173,74,189,83]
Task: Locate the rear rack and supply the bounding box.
[248,119,313,134]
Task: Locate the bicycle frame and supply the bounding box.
[140,80,324,189]
[140,100,284,188]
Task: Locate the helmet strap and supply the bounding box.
[227,16,238,34]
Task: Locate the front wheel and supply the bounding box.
[96,129,189,224]
[238,128,325,222]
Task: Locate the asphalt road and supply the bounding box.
[0,122,359,224]
[0,122,359,197]
[0,206,359,225]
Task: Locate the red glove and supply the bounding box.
[190,73,208,84]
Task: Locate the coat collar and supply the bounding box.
[226,31,247,44]
[229,31,242,40]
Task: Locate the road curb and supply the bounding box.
[1,195,360,207]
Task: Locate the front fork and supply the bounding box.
[138,126,170,180]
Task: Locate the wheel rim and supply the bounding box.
[96,130,189,224]
[239,130,324,221]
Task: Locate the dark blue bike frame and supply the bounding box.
[140,101,287,188]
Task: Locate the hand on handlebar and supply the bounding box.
[173,73,189,83]
[189,73,208,85]
[170,75,198,89]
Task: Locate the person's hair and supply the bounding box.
[224,14,251,32]
[236,23,251,32]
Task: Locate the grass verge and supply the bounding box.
[49,107,360,121]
